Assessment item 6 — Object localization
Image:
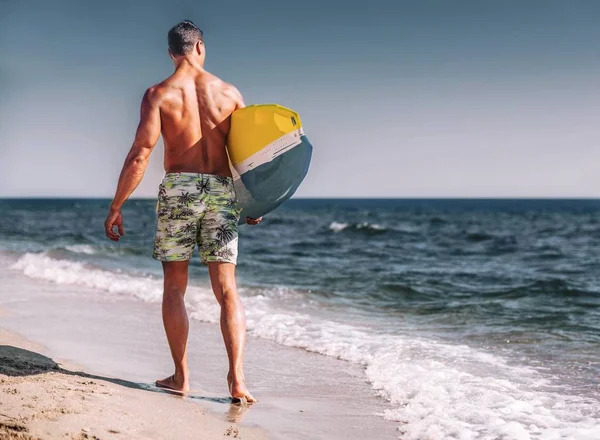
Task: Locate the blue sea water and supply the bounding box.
[1,198,600,439]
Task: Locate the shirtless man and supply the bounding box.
[104,20,259,403]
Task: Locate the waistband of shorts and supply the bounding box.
[163,172,233,181]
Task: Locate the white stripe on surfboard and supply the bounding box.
[234,128,304,175]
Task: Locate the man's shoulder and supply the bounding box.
[214,78,243,106]
[197,69,237,93]
[202,71,238,93]
[142,82,172,107]
[223,81,242,96]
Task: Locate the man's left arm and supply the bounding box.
[228,85,262,226]
[105,88,161,241]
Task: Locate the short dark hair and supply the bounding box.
[168,20,203,56]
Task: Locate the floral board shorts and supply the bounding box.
[153,173,241,265]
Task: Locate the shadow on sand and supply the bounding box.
[0,344,249,423]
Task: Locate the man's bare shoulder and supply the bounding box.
[142,83,169,107]
[201,71,236,92]
[223,82,244,104]
[215,79,244,109]
[141,78,185,111]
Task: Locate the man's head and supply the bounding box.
[168,20,204,61]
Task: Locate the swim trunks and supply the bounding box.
[152,173,241,264]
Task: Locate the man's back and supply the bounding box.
[152,64,243,176]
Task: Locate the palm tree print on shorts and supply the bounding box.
[153,173,241,264]
[215,224,236,246]
[215,175,232,187]
[178,191,196,206]
[196,177,211,194]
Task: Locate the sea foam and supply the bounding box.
[328,221,386,233]
[11,252,600,439]
[11,252,164,303]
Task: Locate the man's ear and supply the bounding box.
[195,40,203,55]
[168,48,176,61]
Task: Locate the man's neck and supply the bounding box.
[173,56,204,72]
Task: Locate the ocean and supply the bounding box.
[1,198,599,439]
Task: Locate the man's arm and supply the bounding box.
[228,85,262,226]
[105,88,161,241]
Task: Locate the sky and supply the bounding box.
[0,0,599,198]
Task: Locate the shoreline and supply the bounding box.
[0,255,399,440]
[0,325,268,440]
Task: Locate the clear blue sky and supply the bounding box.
[1,0,599,197]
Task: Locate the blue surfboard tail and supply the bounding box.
[234,135,313,224]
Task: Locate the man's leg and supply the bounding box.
[208,262,256,403]
[156,260,191,392]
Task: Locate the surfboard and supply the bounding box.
[227,104,313,224]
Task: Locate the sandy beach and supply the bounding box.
[0,252,398,440]
[0,327,267,440]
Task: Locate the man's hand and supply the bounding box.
[246,217,262,226]
[105,208,125,241]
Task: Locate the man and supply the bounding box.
[104,20,259,403]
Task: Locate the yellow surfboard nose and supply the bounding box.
[227,104,303,166]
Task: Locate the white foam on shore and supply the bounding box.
[11,253,164,302]
[10,252,600,440]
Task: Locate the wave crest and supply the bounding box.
[328,221,386,233]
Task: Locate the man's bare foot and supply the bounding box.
[228,372,257,404]
[155,374,189,392]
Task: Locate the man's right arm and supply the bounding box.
[105,87,162,241]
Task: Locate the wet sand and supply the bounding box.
[0,328,267,440]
